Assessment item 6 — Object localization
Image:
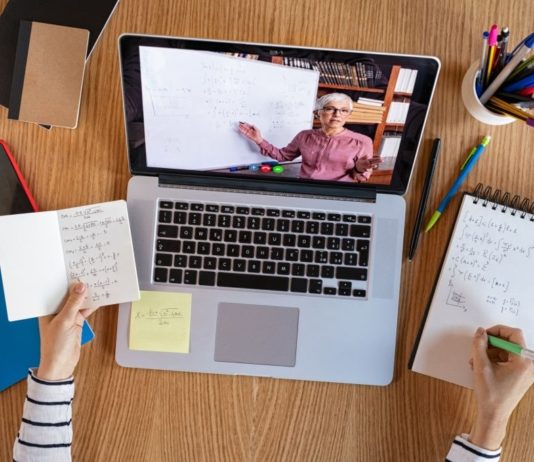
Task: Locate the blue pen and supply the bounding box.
[425,136,491,232]
[501,72,534,93]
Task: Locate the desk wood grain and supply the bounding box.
[1,0,534,460]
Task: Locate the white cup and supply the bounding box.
[461,61,515,125]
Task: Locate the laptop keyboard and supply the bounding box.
[153,200,371,298]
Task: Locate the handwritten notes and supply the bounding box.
[139,47,319,170]
[411,194,534,388]
[0,200,139,321]
[129,291,192,353]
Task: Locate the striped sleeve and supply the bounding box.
[445,434,501,462]
[13,369,74,462]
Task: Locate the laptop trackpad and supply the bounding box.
[214,303,299,367]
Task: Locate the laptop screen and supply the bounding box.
[120,35,440,195]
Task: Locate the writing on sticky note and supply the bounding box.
[129,291,192,353]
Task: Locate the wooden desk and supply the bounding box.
[1,1,533,460]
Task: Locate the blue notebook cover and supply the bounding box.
[0,270,94,391]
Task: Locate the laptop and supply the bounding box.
[115,34,440,385]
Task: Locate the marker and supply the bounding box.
[485,25,499,86]
[425,136,491,232]
[477,31,490,95]
[488,335,534,360]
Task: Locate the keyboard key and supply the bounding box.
[157,225,178,238]
[226,244,240,257]
[341,238,355,251]
[189,256,202,268]
[312,212,325,220]
[169,269,182,284]
[297,235,311,248]
[248,260,261,273]
[224,229,237,242]
[323,287,337,295]
[339,281,352,296]
[320,222,334,235]
[285,248,299,261]
[290,278,307,293]
[276,219,290,232]
[206,204,219,212]
[267,209,280,217]
[173,211,187,224]
[336,267,368,281]
[329,252,343,265]
[197,242,211,255]
[359,253,369,267]
[262,218,275,230]
[350,225,371,238]
[356,239,370,251]
[199,271,216,286]
[156,239,180,253]
[159,201,173,209]
[282,210,295,218]
[191,203,204,211]
[335,223,349,236]
[233,259,246,272]
[241,245,255,258]
[203,214,217,226]
[174,202,189,210]
[321,265,335,278]
[353,289,366,297]
[188,212,202,225]
[180,226,193,239]
[358,215,372,224]
[256,247,269,259]
[343,214,357,222]
[306,221,319,234]
[297,211,310,219]
[262,261,275,274]
[155,253,173,266]
[174,255,187,267]
[291,220,305,233]
[203,257,217,269]
[159,210,172,223]
[277,262,290,275]
[154,267,168,282]
[327,213,341,221]
[312,236,325,249]
[184,270,197,285]
[232,216,246,228]
[247,217,261,229]
[309,279,322,294]
[221,205,234,213]
[195,228,208,240]
[218,258,231,271]
[218,273,289,292]
[253,232,267,244]
[236,206,250,215]
[300,250,313,262]
[239,231,252,243]
[251,208,265,216]
[326,237,340,250]
[212,243,225,255]
[182,241,196,253]
[270,248,284,260]
[268,233,282,246]
[209,229,223,241]
[314,251,328,264]
[306,265,320,277]
[218,215,231,227]
[344,253,358,266]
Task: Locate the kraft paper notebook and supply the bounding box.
[410,184,534,389]
[0,200,140,321]
[8,21,89,128]
[0,0,120,108]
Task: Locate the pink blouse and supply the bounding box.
[258,129,373,182]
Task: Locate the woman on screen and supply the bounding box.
[238,93,382,182]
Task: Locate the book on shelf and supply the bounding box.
[386,101,410,124]
[347,97,385,123]
[378,134,402,158]
[394,68,418,93]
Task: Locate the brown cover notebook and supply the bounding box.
[8,21,89,128]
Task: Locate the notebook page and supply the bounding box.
[412,194,534,388]
[58,200,140,309]
[0,211,67,321]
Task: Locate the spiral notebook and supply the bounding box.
[409,184,534,388]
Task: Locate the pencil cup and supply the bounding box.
[461,61,515,125]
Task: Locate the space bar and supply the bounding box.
[217,273,289,291]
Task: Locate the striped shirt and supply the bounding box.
[13,370,73,462]
[12,370,502,461]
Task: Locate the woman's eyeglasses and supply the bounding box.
[320,106,352,115]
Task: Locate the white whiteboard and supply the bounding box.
[139,47,319,170]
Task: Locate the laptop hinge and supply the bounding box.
[158,173,377,202]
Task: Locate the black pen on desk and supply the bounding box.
[408,138,441,261]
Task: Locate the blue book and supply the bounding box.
[0,270,94,391]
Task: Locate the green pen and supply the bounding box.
[488,335,534,360]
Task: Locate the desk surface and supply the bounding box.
[1,1,534,460]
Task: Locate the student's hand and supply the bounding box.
[469,325,534,450]
[355,156,382,173]
[36,283,99,381]
[239,122,263,144]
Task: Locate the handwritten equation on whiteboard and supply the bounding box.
[59,201,139,307]
[442,199,534,319]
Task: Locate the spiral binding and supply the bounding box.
[472,183,534,221]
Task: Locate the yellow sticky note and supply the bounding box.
[129,291,192,353]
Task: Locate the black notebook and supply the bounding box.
[0,0,119,108]
[409,184,534,388]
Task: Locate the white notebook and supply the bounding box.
[0,200,140,321]
[410,187,534,388]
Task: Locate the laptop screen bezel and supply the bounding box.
[118,34,440,197]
